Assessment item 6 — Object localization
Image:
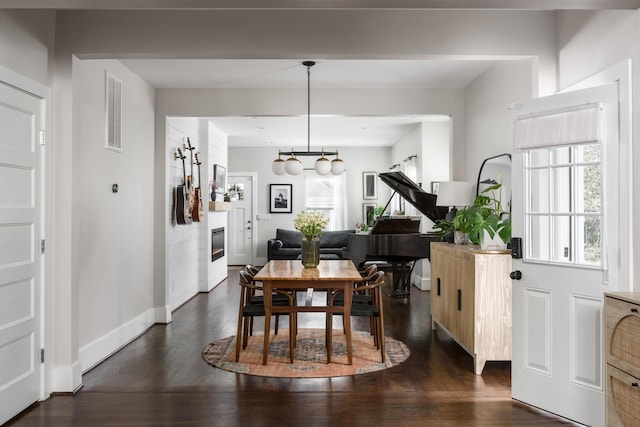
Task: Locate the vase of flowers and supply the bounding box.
[210,182,218,201]
[294,210,329,268]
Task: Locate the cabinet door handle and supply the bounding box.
[457,289,462,311]
[437,278,441,296]
[631,308,638,314]
[632,382,639,387]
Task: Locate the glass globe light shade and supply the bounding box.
[284,156,303,175]
[271,158,286,175]
[330,157,346,175]
[314,156,331,175]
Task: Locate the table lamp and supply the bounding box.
[436,181,475,221]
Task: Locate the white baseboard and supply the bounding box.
[78,309,155,373]
[154,305,172,324]
[412,274,431,291]
[49,360,82,393]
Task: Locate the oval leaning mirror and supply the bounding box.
[476,153,512,211]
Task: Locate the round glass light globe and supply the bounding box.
[314,157,331,175]
[284,157,303,175]
[271,158,286,175]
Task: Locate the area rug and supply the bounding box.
[202,328,410,378]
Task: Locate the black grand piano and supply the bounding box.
[343,171,448,298]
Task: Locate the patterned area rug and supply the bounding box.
[202,328,410,378]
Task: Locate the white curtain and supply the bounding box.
[515,103,601,150]
[304,173,346,230]
[402,155,418,215]
[334,172,347,230]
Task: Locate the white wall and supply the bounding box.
[227,146,391,264]
[463,60,535,183]
[73,59,155,372]
[421,120,452,194]
[204,120,229,290]
[0,10,54,86]
[166,117,204,309]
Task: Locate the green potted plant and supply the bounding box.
[460,182,511,249]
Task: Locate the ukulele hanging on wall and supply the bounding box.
[193,152,205,222]
[175,147,192,225]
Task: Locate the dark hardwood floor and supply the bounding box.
[7,267,578,426]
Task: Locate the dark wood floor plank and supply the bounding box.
[6,267,578,426]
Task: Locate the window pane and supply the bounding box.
[528,168,549,213]
[578,215,601,265]
[529,215,550,260]
[575,143,600,163]
[550,146,571,165]
[551,166,571,213]
[576,165,601,213]
[305,175,342,231]
[528,149,549,167]
[551,215,571,262]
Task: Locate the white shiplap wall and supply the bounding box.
[205,120,229,290]
[166,117,229,308]
[166,117,203,309]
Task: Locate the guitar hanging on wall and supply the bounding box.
[175,147,192,225]
[193,152,205,222]
[185,138,196,222]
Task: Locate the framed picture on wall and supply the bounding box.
[363,172,377,200]
[431,182,440,195]
[270,184,292,213]
[213,164,226,193]
[363,203,377,226]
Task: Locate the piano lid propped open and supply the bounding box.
[377,171,448,225]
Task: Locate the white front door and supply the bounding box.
[227,174,255,266]
[0,81,43,424]
[511,83,628,426]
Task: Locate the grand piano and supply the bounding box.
[343,171,448,298]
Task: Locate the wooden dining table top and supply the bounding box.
[254,259,362,283]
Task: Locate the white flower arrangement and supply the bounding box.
[293,211,329,238]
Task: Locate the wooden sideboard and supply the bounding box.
[605,292,640,427]
[430,242,512,374]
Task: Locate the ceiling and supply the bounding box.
[122,59,489,148]
[5,0,640,9]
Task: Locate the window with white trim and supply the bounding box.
[524,143,602,266]
[304,173,346,230]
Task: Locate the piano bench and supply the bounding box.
[296,253,340,260]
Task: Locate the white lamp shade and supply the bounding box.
[330,158,345,175]
[271,158,286,175]
[436,181,475,207]
[315,157,331,175]
[284,156,303,175]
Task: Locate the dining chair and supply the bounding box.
[235,269,296,363]
[327,271,386,363]
[243,265,299,337]
[330,263,378,327]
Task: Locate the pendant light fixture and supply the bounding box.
[271,61,345,176]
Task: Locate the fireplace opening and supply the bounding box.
[211,227,224,262]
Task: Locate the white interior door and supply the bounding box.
[511,83,627,426]
[227,174,255,266]
[0,81,43,424]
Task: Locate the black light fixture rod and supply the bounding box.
[280,150,337,156]
[302,60,315,153]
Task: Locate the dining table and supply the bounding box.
[253,259,363,365]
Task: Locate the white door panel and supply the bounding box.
[227,175,254,266]
[511,83,624,426]
[0,81,42,425]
